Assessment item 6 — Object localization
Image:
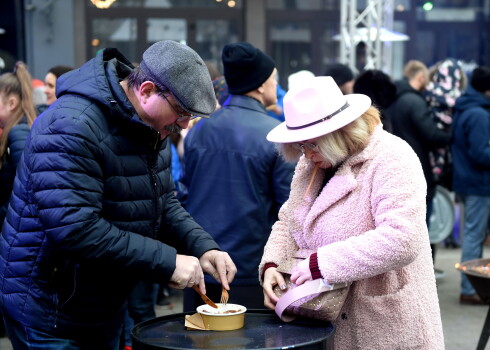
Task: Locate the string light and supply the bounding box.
[422,1,434,11]
[91,0,116,9]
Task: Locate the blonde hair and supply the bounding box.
[0,61,36,169]
[278,106,381,164]
[403,60,428,80]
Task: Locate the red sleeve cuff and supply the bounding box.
[261,262,278,280]
[309,252,322,279]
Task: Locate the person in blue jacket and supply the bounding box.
[0,40,236,349]
[181,42,295,311]
[0,61,38,339]
[0,61,37,227]
[452,66,490,305]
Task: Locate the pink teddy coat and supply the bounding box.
[259,126,444,349]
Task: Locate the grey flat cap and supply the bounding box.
[140,40,216,117]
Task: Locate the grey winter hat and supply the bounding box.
[140,40,216,117]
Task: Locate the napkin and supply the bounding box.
[185,313,207,330]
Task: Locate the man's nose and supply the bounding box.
[177,119,190,129]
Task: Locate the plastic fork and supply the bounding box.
[220,287,229,305]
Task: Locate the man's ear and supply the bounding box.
[138,81,157,102]
[418,71,427,87]
[257,84,265,94]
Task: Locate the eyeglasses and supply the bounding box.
[161,93,197,122]
[292,142,319,153]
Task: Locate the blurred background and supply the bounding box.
[0,0,489,86]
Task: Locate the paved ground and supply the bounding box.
[1,245,489,349]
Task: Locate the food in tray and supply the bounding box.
[196,303,247,330]
[201,308,242,314]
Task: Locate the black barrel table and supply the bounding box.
[457,258,490,350]
[132,309,335,350]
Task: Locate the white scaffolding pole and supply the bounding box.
[339,0,394,73]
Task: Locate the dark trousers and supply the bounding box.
[128,280,158,324]
[4,314,121,350]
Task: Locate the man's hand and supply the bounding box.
[199,250,237,290]
[169,254,204,290]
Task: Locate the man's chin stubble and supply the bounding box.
[163,124,182,134]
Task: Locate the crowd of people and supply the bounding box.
[0,39,489,349]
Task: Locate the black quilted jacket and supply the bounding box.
[0,48,219,334]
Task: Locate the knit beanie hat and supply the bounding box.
[471,66,490,93]
[222,42,275,95]
[140,40,216,117]
[324,63,354,86]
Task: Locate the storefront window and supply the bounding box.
[91,18,138,60]
[320,22,339,74]
[390,21,406,79]
[110,0,242,8]
[270,22,312,88]
[195,20,240,71]
[147,18,187,44]
[267,0,337,10]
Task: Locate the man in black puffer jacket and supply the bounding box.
[0,40,236,349]
[386,60,451,264]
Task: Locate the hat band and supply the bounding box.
[286,101,350,130]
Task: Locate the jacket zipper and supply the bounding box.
[148,148,159,238]
[53,264,77,329]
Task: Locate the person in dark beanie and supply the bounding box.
[452,65,490,305]
[324,62,355,94]
[181,42,295,311]
[0,40,237,348]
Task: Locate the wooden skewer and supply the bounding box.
[304,163,319,199]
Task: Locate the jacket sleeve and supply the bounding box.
[8,123,30,168]
[0,124,30,220]
[408,94,451,147]
[258,198,299,283]
[271,154,295,207]
[461,108,490,168]
[158,185,221,257]
[27,114,179,281]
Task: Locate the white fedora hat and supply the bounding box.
[267,76,372,143]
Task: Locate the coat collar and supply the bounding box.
[291,126,384,231]
[224,95,269,115]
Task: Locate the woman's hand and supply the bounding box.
[262,267,287,310]
[290,256,313,285]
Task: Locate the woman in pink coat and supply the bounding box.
[260,76,444,349]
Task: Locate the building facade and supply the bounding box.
[0,0,489,86]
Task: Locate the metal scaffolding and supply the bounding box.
[339,0,395,73]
